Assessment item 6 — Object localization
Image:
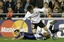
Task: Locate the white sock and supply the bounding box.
[34,34,42,40]
[47,29,53,38]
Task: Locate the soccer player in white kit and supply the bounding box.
[23,5,50,39]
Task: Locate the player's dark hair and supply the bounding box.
[27,5,33,12]
[14,29,20,32]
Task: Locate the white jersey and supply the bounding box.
[33,7,48,13]
[23,8,41,23]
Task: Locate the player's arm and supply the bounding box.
[12,35,24,40]
[35,8,44,12]
[16,32,25,40]
[18,12,32,29]
[16,36,24,40]
[34,8,44,15]
[11,36,17,40]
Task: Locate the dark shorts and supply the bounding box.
[33,20,45,29]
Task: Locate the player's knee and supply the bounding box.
[43,32,49,37]
[32,29,36,34]
[43,32,50,39]
[46,34,50,39]
[44,27,48,31]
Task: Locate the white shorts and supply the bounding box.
[36,26,47,34]
[34,34,42,40]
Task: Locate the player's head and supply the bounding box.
[27,5,34,13]
[14,29,20,36]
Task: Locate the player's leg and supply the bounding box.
[49,25,59,33]
[31,24,50,40]
[37,20,51,36]
[32,20,48,34]
[34,34,43,40]
[49,20,59,40]
[49,20,59,33]
[43,20,58,38]
[32,23,38,33]
[40,28,50,39]
[32,21,50,40]
[36,27,50,40]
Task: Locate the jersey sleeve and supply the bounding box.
[23,12,33,20]
[34,8,44,12]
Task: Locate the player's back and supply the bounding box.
[21,32,36,40]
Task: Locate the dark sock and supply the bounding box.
[49,25,59,34]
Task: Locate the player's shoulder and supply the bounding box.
[33,8,39,12]
[25,11,32,16]
[33,8,40,11]
[33,8,43,12]
[26,11,31,14]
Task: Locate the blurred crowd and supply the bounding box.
[0,0,63,13]
[0,0,64,19]
[0,0,43,13]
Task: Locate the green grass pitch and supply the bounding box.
[0,37,64,42]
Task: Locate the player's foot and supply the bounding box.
[50,20,57,26]
[42,37,47,40]
[36,37,47,40]
[52,35,58,40]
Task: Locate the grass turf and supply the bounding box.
[0,37,64,42]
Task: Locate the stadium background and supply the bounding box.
[0,19,64,38]
[0,0,64,42]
